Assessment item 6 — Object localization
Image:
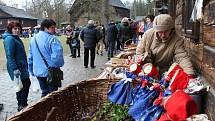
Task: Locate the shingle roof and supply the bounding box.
[0,4,37,19]
[108,0,128,9]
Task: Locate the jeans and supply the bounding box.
[37,77,58,97]
[16,78,31,107]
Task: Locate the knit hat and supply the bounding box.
[153,14,174,31]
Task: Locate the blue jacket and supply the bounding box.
[28,31,64,77]
[2,32,29,80]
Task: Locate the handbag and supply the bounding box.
[71,39,78,47]
[35,37,63,87]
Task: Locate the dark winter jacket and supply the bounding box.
[118,23,132,43]
[80,24,101,49]
[72,30,80,47]
[2,32,29,80]
[106,23,118,42]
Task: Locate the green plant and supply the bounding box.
[96,102,133,121]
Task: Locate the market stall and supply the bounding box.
[7,46,210,121]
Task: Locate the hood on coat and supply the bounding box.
[153,14,174,32]
[2,31,20,40]
[2,32,11,40]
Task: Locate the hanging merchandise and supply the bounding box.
[190,0,203,22]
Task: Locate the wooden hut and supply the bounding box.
[68,0,130,27]
[0,4,37,35]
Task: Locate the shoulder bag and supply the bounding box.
[35,37,63,87]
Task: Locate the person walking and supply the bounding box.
[95,22,105,56]
[65,25,73,57]
[115,21,121,51]
[71,26,81,58]
[101,24,107,51]
[106,20,118,60]
[80,20,101,68]
[2,21,31,111]
[28,19,64,97]
[118,17,132,49]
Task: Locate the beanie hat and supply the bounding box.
[153,14,174,31]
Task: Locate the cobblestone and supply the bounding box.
[0,49,108,121]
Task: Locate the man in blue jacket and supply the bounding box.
[28,19,64,97]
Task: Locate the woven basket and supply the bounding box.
[8,78,118,121]
[111,58,128,67]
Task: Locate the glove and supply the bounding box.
[14,69,21,78]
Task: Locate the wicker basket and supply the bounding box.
[8,78,118,121]
[110,58,128,67]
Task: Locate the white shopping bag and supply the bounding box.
[31,76,40,93]
[13,75,23,92]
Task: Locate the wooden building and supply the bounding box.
[68,0,130,27]
[155,0,215,120]
[0,4,37,35]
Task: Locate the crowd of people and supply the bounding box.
[64,15,155,61]
[0,13,196,113]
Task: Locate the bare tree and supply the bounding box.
[27,0,71,27]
